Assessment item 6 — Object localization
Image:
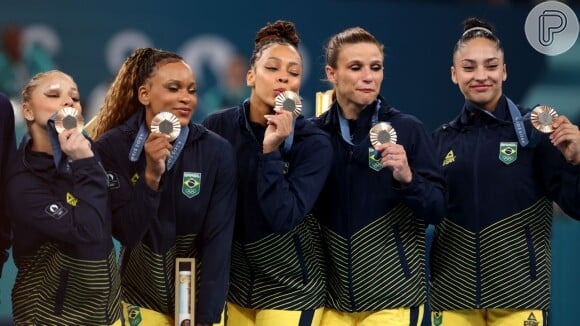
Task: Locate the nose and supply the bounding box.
[180,91,195,105]
[277,74,288,83]
[474,66,487,81]
[63,96,75,108]
[361,68,373,83]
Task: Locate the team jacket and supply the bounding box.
[5,135,121,325]
[202,101,332,310]
[95,111,236,324]
[0,93,16,277]
[430,96,580,311]
[311,97,446,312]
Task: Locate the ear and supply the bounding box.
[22,102,34,122]
[246,69,254,87]
[138,85,150,106]
[502,63,507,82]
[450,66,458,85]
[325,65,336,84]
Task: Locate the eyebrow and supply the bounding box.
[165,79,197,86]
[266,57,301,66]
[461,57,499,64]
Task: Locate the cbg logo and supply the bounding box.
[525,0,579,56]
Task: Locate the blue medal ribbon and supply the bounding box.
[129,121,189,171]
[506,97,529,147]
[47,114,71,174]
[337,99,381,146]
[243,101,296,156]
[466,97,535,148]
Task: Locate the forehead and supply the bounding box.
[455,38,503,60]
[337,42,383,63]
[259,43,301,63]
[151,60,195,81]
[35,72,77,90]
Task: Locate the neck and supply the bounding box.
[248,96,272,126]
[338,101,365,120]
[29,126,53,155]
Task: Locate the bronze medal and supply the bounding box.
[54,107,84,134]
[151,111,181,141]
[530,105,558,133]
[369,122,397,146]
[275,91,302,118]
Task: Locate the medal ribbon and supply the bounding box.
[47,114,71,174]
[129,121,189,171]
[467,97,532,147]
[337,99,381,146]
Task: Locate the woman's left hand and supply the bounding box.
[263,107,294,154]
[550,115,580,165]
[374,142,413,185]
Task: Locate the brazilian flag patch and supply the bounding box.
[499,142,518,165]
[368,147,383,172]
[127,304,142,326]
[182,172,201,198]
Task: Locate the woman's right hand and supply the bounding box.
[144,132,173,190]
[59,129,94,161]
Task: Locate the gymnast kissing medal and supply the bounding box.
[54,107,84,134]
[151,111,181,141]
[275,90,302,118]
[369,122,397,146]
[530,105,558,133]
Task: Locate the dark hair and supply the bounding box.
[325,27,384,69]
[249,20,301,68]
[93,47,182,139]
[454,17,503,56]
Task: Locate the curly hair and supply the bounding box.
[92,47,182,139]
[249,20,301,68]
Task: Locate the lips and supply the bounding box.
[471,85,490,92]
[274,88,287,95]
[173,108,192,117]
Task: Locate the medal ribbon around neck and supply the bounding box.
[46,107,85,174]
[129,119,189,171]
[337,99,381,146]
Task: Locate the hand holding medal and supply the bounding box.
[54,107,84,134]
[369,122,397,146]
[54,107,93,161]
[530,105,558,133]
[369,122,412,185]
[151,111,181,141]
[275,90,302,118]
[263,91,300,153]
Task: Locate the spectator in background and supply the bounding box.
[0,24,54,99]
[196,54,250,121]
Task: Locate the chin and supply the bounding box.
[179,117,191,126]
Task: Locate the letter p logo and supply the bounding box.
[525,1,579,56]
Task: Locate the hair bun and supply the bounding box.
[255,20,300,48]
[463,17,495,34]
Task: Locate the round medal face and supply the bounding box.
[151,111,181,141]
[275,91,302,118]
[530,105,558,133]
[54,107,84,134]
[369,122,397,146]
